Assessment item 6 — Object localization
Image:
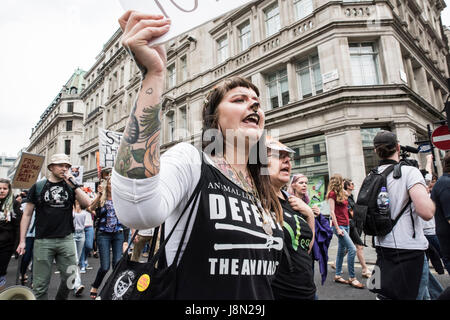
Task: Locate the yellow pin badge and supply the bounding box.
[137,274,150,292]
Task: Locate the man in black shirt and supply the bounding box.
[17,154,92,300]
[431,152,450,273]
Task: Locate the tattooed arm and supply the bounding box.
[115,85,163,179]
[114,11,171,179]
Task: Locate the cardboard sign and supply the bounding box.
[119,0,257,46]
[12,152,45,189]
[98,128,123,168]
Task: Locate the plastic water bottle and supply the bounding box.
[377,187,390,215]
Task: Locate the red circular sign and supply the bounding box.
[431,125,450,150]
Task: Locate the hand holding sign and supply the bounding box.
[119,0,257,46]
[119,11,171,78]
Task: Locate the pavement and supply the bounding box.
[1,235,449,300]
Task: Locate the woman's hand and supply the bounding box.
[118,11,171,78]
[288,195,314,218]
[336,227,344,237]
[311,204,320,217]
[16,241,26,256]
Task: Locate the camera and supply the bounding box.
[393,145,419,179]
[399,145,419,168]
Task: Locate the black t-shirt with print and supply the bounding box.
[174,161,284,300]
[271,193,316,300]
[28,180,75,239]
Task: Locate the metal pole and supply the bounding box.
[427,124,438,174]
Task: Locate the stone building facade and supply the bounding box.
[76,0,448,193]
[27,68,86,178]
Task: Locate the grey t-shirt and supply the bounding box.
[73,210,87,231]
[374,165,429,250]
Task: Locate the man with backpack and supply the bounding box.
[16,154,92,300]
[355,131,435,300]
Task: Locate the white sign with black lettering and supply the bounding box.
[119,0,257,46]
[98,128,123,168]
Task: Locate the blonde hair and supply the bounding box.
[90,177,111,211]
[326,174,347,203]
[99,177,111,208]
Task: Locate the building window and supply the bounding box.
[66,120,73,132]
[217,34,229,64]
[67,102,74,113]
[179,106,187,137]
[180,55,188,82]
[120,66,125,87]
[361,127,389,175]
[294,0,313,21]
[264,2,281,37]
[285,135,328,177]
[296,54,322,99]
[112,72,118,92]
[266,68,289,109]
[349,42,380,85]
[238,20,252,52]
[167,63,176,88]
[64,140,71,155]
[167,113,175,142]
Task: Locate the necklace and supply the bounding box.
[222,156,273,236]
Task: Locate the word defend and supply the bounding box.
[119,0,257,46]
[12,152,45,189]
[98,128,123,168]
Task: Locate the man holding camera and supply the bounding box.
[17,154,92,300]
[371,131,435,300]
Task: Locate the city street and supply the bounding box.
[3,234,449,300]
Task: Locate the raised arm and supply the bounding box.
[114,11,171,179]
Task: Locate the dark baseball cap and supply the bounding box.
[373,130,398,148]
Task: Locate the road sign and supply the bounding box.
[418,143,432,153]
[431,125,450,150]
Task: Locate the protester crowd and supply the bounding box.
[0,10,449,301]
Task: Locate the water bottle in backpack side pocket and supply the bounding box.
[377,187,390,215]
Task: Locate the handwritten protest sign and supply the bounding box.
[99,128,123,168]
[12,153,45,189]
[119,0,257,46]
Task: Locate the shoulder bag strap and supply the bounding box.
[124,147,205,260]
[380,164,395,179]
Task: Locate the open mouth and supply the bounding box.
[242,113,260,126]
[280,167,290,173]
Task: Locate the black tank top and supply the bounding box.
[174,158,284,299]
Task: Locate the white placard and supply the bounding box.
[119,0,257,46]
[322,69,339,84]
[98,128,123,168]
[69,165,84,185]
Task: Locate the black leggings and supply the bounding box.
[0,243,15,276]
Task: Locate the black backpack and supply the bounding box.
[353,165,412,237]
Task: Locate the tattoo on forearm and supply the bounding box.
[115,102,162,179]
[146,88,153,95]
[124,103,139,144]
[139,106,161,142]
